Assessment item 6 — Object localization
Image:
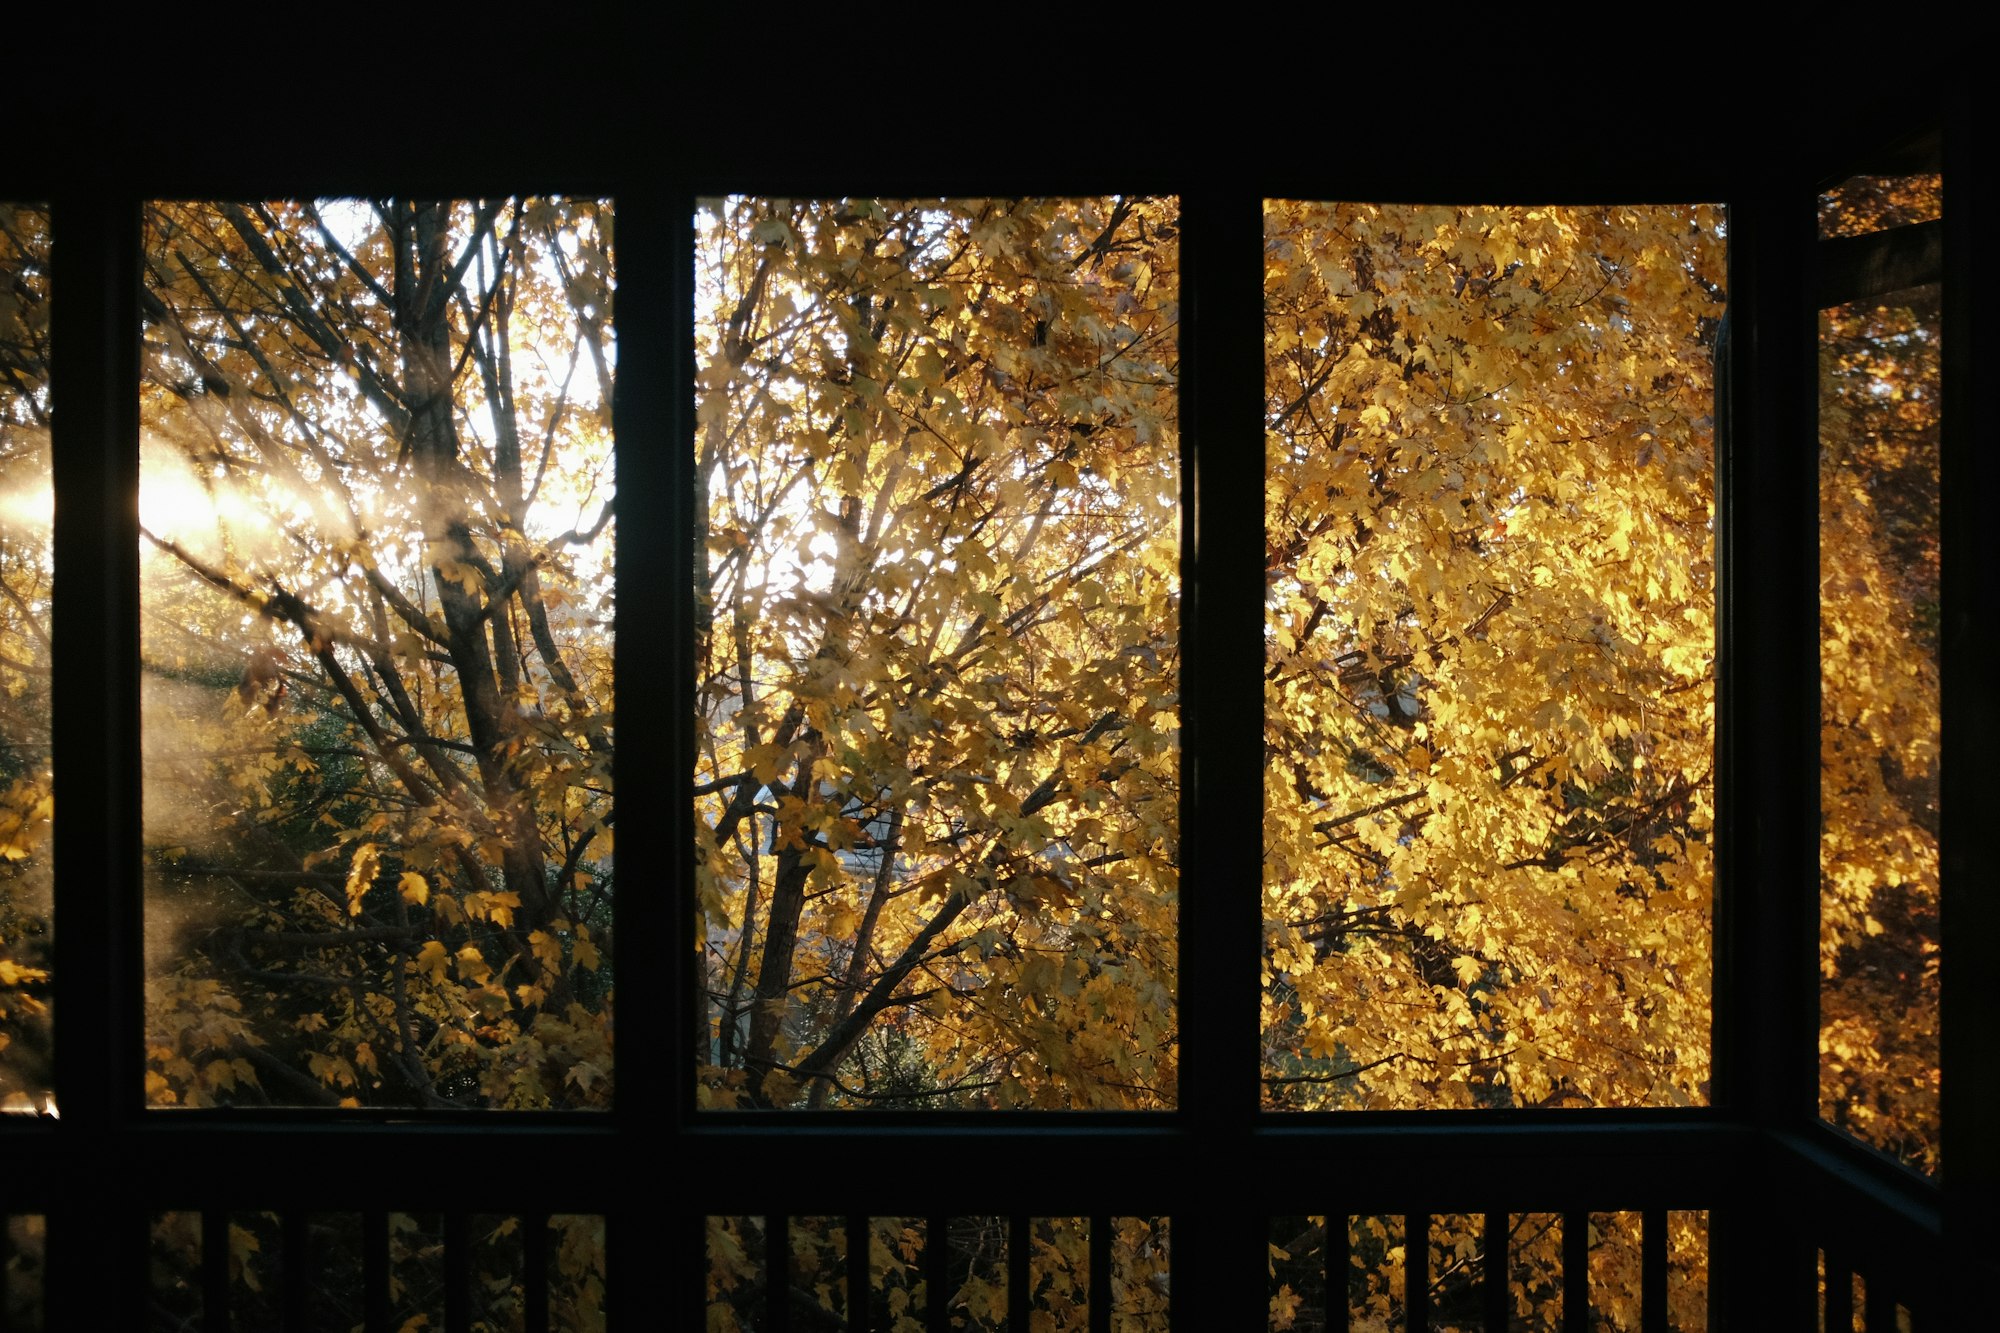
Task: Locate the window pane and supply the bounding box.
[695,197,1179,1109]
[1818,173,1941,239]
[1263,202,1721,1109]
[0,203,53,1116]
[1818,278,1941,1176]
[139,199,614,1109]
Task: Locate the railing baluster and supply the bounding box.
[1563,1211,1588,1332]
[1088,1215,1111,1333]
[1642,1208,1667,1333]
[202,1210,231,1333]
[927,1216,949,1333]
[282,1212,309,1333]
[523,1213,550,1333]
[362,1212,388,1333]
[1327,1214,1349,1333]
[1008,1215,1029,1333]
[686,1214,710,1333]
[443,1212,470,1333]
[847,1215,869,1333]
[1405,1215,1429,1333]
[1825,1250,1854,1332]
[1483,1212,1508,1332]
[767,1214,792,1333]
[1866,1274,1896,1331]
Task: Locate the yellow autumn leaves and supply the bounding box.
[1262,201,1723,1112]
[696,197,1181,1109]
[1815,177,1943,1174]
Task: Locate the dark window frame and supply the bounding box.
[1,82,1980,1330]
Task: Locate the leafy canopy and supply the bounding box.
[134,198,615,1113]
[1816,176,1943,1176]
[1261,201,1723,1112]
[695,196,1180,1110]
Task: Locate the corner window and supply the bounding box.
[1816,171,1943,1176]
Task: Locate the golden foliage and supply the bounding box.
[1817,278,1941,1175]
[1262,202,1723,1111]
[132,198,616,1119]
[695,197,1180,1109]
[0,203,52,1116]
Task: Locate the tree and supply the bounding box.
[133,198,615,1117]
[1815,172,1943,1177]
[693,193,1735,1325]
[107,195,618,1322]
[0,180,1941,1326]
[1260,201,1722,1115]
[694,197,1181,1111]
[1257,201,1724,1327]
[0,203,53,1115]
[701,198,1726,1120]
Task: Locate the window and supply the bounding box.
[0,76,1976,1330]
[1815,167,1943,1177]
[1261,200,1720,1116]
[0,202,53,1119]
[136,197,616,1113]
[693,195,1181,1113]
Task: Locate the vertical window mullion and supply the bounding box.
[612,180,683,1111]
[47,189,146,1325]
[1937,93,1990,1324]
[607,178,686,1325]
[1718,187,1823,1129]
[1708,183,1824,1327]
[1170,185,1265,1327]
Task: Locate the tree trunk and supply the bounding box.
[394,202,555,961]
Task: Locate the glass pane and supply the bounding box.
[139,199,614,1109]
[1818,278,1941,1177]
[694,198,1179,1109]
[1818,173,1942,239]
[938,1216,1010,1332]
[0,203,53,1116]
[1262,203,1722,1109]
